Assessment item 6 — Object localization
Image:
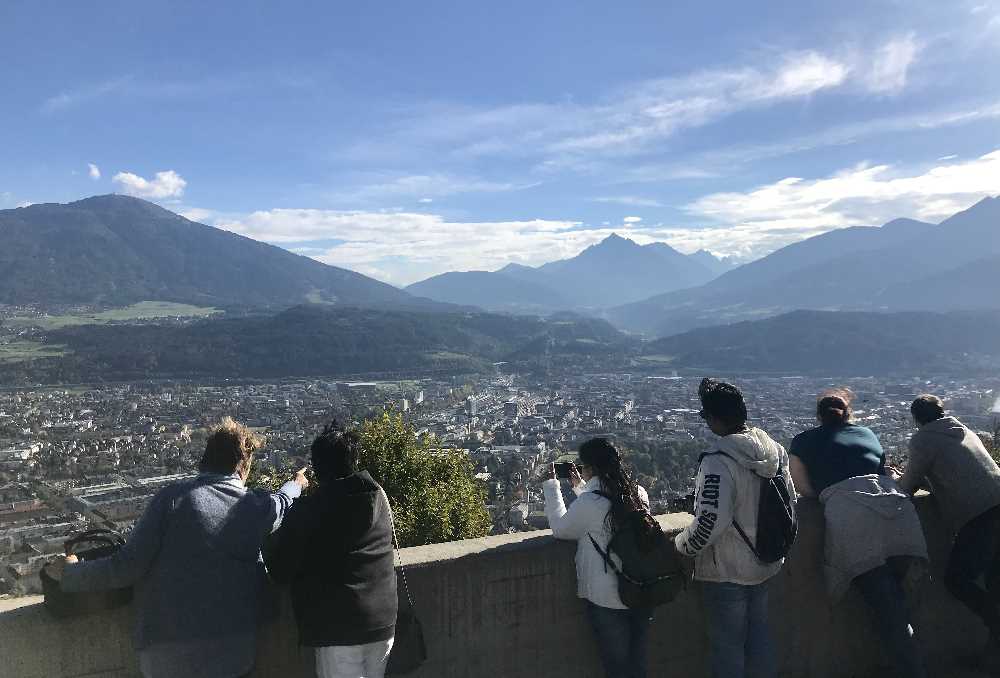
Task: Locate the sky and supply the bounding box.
[2,0,1000,285]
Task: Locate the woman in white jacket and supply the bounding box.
[543,437,652,678]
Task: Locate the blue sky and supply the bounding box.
[2,1,1000,285]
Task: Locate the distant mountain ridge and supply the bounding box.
[406,233,723,312]
[0,195,443,311]
[608,197,1000,336]
[643,309,1000,375]
[17,304,635,382]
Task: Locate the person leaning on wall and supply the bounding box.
[542,437,654,678]
[897,394,1000,669]
[674,378,792,678]
[265,423,398,678]
[790,390,927,678]
[44,417,307,678]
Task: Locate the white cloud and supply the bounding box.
[417,198,434,204]
[210,208,636,284]
[666,149,1000,259]
[88,163,101,180]
[112,170,187,199]
[359,38,913,167]
[623,216,643,223]
[41,77,131,114]
[329,173,529,204]
[863,34,920,94]
[590,196,664,207]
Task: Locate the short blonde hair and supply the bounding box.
[200,417,264,474]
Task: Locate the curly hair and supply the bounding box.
[200,417,263,475]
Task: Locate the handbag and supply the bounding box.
[40,528,133,619]
[385,512,427,676]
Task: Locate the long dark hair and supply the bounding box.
[578,438,659,543]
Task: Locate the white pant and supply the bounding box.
[315,637,394,678]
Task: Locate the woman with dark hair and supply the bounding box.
[790,390,928,678]
[543,437,653,678]
[266,422,397,678]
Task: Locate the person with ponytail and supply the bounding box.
[790,390,928,678]
[542,437,652,678]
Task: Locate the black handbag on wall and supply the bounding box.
[385,516,427,676]
[40,528,133,619]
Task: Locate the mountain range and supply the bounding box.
[406,233,733,311]
[15,305,634,382]
[608,196,1000,336]
[0,195,444,310]
[643,309,1000,375]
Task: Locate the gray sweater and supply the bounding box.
[901,416,1000,533]
[820,474,927,601]
[61,473,301,678]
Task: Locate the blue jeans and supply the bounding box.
[700,581,776,678]
[853,563,927,678]
[584,601,652,678]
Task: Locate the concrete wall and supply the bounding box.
[0,495,988,678]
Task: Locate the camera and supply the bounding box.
[554,462,576,479]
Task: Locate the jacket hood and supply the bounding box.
[919,416,967,440]
[717,427,784,478]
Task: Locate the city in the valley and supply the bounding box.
[3,370,998,597]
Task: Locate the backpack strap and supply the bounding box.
[699,450,763,561]
[589,534,617,576]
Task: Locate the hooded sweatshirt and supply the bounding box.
[900,416,1000,533]
[820,474,927,601]
[674,427,793,585]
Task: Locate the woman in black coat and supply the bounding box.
[267,424,397,678]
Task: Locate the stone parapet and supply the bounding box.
[0,496,986,677]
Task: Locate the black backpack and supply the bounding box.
[588,495,686,609]
[707,452,797,564]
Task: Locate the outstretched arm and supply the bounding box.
[60,491,169,592]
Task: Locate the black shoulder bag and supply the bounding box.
[40,528,133,619]
[385,505,427,675]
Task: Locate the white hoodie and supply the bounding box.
[674,427,793,585]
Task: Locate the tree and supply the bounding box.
[357,412,492,547]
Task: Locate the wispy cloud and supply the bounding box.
[39,71,314,114]
[863,34,920,94]
[113,170,187,199]
[328,173,532,204]
[351,37,919,171]
[620,99,1000,180]
[88,163,101,180]
[41,77,131,114]
[590,196,664,208]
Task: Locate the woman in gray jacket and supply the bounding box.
[45,418,307,678]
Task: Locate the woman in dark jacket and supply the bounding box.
[266,424,397,678]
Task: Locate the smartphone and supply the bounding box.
[554,462,575,479]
